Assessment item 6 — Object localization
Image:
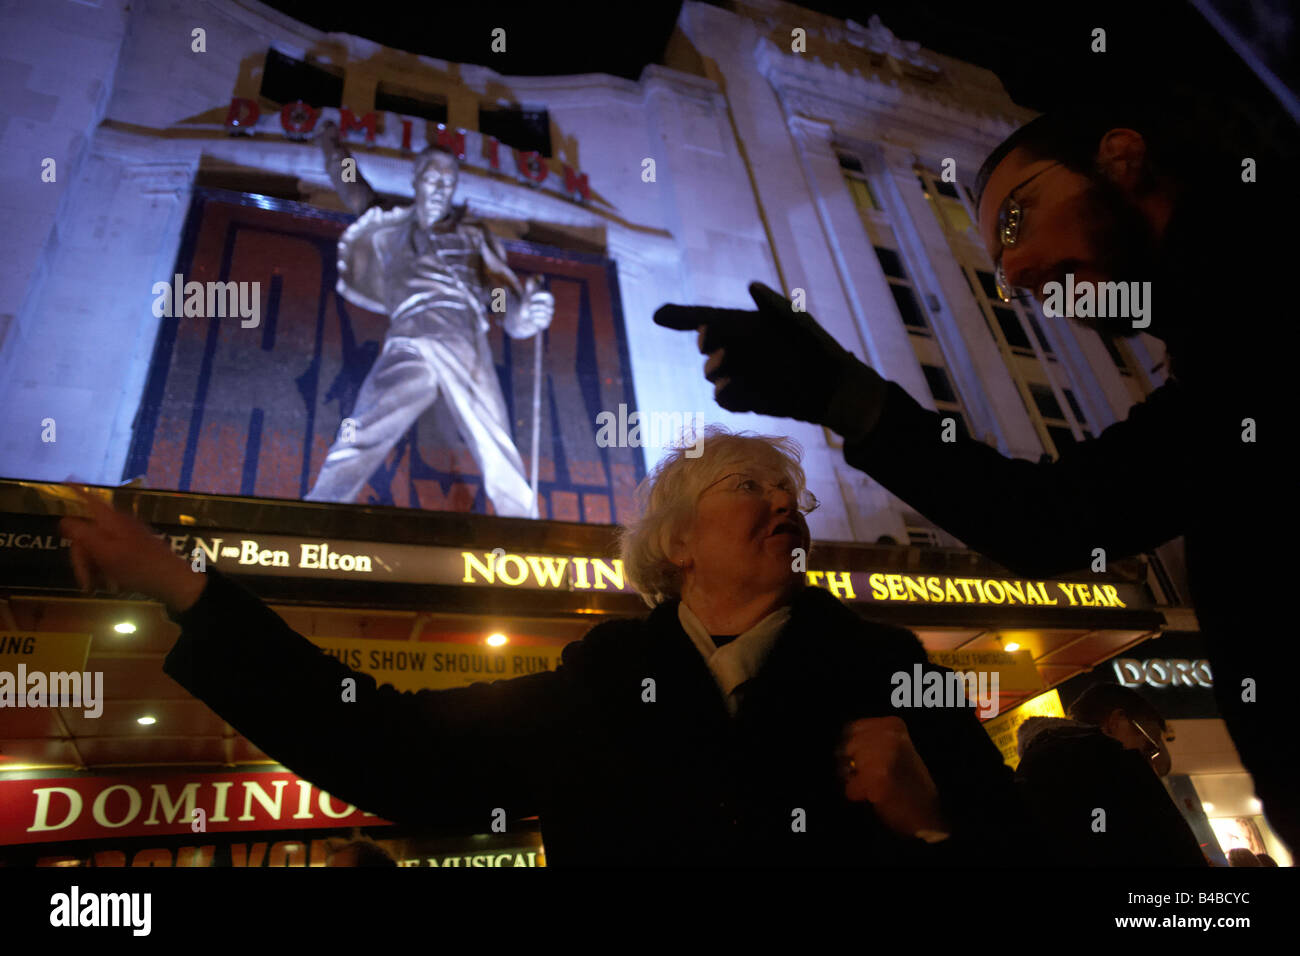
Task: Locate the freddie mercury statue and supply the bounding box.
[304,121,554,517]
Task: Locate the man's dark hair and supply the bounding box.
[1068,682,1166,733]
[973,82,1284,209]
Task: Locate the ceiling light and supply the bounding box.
[486,633,508,647]
[137,715,156,726]
[113,621,137,634]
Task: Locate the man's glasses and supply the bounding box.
[702,472,819,515]
[1130,716,1170,762]
[993,162,1062,302]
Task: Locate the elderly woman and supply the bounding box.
[59,426,1028,866]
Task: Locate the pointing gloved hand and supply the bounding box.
[653,282,889,442]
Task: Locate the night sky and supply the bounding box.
[260,0,1291,117]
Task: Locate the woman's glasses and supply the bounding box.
[702,472,819,515]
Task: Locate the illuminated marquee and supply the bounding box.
[456,553,1134,609]
[461,551,625,590]
[864,573,1127,608]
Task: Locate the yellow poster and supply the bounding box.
[981,689,1065,769]
[308,637,564,692]
[926,648,1042,692]
[0,632,92,675]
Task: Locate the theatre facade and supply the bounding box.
[0,0,1202,865]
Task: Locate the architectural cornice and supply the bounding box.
[786,113,835,148]
[640,65,724,107]
[755,33,1033,139]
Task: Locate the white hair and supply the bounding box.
[617,424,815,607]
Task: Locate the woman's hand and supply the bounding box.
[58,487,207,614]
[838,716,949,839]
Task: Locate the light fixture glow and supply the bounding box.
[137,715,156,726]
[113,621,137,634]
[1003,642,1020,653]
[1248,798,1262,814]
[486,633,508,647]
[1201,801,1215,814]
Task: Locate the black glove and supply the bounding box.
[653,282,888,442]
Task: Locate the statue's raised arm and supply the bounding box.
[318,120,380,216]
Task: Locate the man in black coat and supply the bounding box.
[1014,684,1207,866]
[654,87,1295,852]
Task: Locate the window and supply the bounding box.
[375,82,448,124]
[852,175,974,450]
[479,105,551,156]
[260,49,343,107]
[841,155,880,211]
[874,246,906,279]
[1099,334,1132,374]
[992,306,1033,351]
[922,364,962,404]
[1063,389,1087,424]
[1025,311,1054,356]
[847,177,879,212]
[924,180,1103,466]
[1029,384,1065,421]
[917,170,974,234]
[890,285,929,330]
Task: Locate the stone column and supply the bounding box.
[880,143,1043,459]
[0,128,197,484]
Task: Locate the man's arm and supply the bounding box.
[651,285,1191,579]
[894,658,1041,864]
[319,121,380,217]
[837,624,1039,864]
[163,568,583,829]
[841,378,1193,578]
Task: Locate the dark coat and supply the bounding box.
[164,569,1035,866]
[1014,718,1207,866]
[840,177,1295,851]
